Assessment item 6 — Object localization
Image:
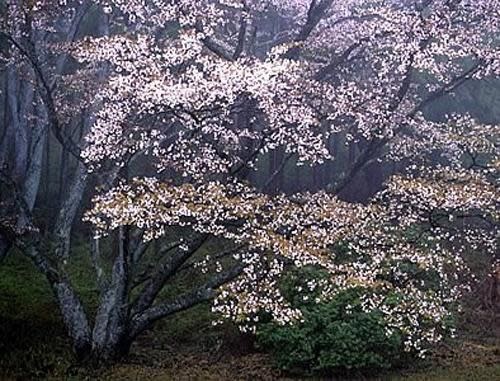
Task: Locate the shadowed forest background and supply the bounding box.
[0,1,499,380]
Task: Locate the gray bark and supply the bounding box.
[53,162,88,259]
[90,237,108,294]
[131,236,206,315]
[91,227,131,362]
[6,65,33,182]
[129,263,244,340]
[19,242,92,359]
[22,101,47,210]
[0,77,13,167]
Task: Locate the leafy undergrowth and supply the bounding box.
[0,249,499,380]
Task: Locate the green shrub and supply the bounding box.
[256,269,405,376]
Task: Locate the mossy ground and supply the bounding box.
[0,248,498,380]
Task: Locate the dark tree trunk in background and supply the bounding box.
[8,67,34,183]
[0,237,10,262]
[23,101,47,210]
[0,79,10,167]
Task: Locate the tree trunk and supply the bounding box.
[20,244,92,359]
[8,67,34,183]
[90,227,131,363]
[53,280,92,361]
[22,100,47,210]
[88,337,133,365]
[0,236,11,262]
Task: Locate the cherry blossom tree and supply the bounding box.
[1,0,498,363]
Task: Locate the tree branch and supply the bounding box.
[130,235,208,315]
[129,263,245,340]
[0,31,83,160]
[285,0,334,59]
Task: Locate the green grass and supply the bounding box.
[0,250,72,379]
[0,249,54,319]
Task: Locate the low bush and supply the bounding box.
[256,268,407,376]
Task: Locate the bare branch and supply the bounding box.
[129,263,245,340]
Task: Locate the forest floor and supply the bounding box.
[0,249,499,381]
